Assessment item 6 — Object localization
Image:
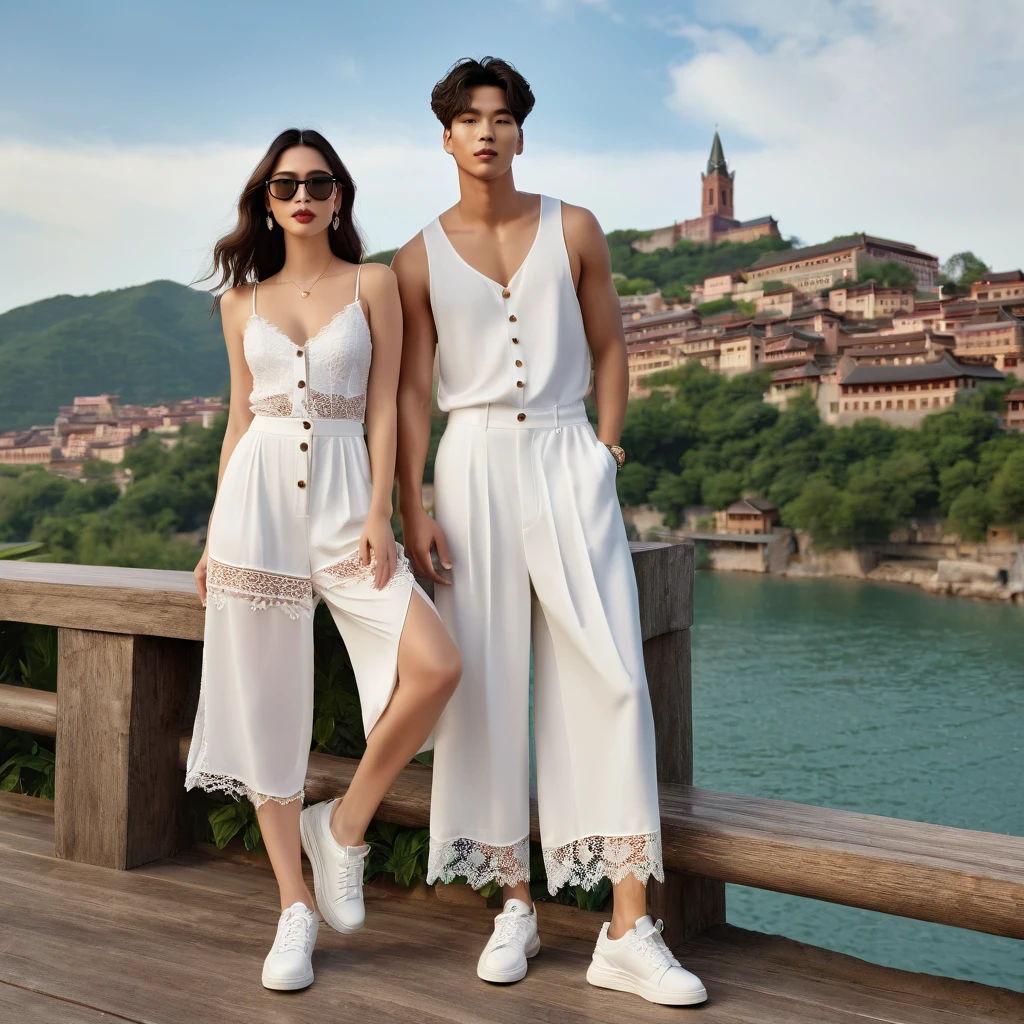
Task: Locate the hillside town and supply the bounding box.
[623,135,1023,432]
[0,394,224,468]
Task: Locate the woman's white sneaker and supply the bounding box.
[587,916,707,1005]
[262,902,318,991]
[299,798,370,933]
[477,899,541,983]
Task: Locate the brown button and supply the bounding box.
[297,380,306,388]
[517,413,526,422]
[300,442,308,452]
[302,421,311,429]
[512,338,519,344]
[502,289,511,298]
[516,381,524,388]
[297,480,306,488]
[296,349,303,357]
[509,314,517,322]
[515,359,522,367]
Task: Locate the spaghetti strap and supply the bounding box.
[252,280,258,316]
[354,264,362,304]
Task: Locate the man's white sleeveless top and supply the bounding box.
[421,195,591,412]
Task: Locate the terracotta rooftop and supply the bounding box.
[771,362,824,382]
[840,351,1005,386]
[979,270,1024,285]
[623,309,698,330]
[749,234,937,271]
[726,497,778,514]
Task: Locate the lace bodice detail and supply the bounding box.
[245,295,372,421]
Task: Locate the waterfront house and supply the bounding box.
[716,497,780,535]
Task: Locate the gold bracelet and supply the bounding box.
[606,444,626,471]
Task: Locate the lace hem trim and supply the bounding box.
[426,836,531,890]
[206,557,314,618]
[184,769,304,810]
[315,549,415,591]
[542,831,665,894]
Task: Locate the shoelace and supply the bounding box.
[629,919,681,969]
[272,909,312,954]
[492,910,532,949]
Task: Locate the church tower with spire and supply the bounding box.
[630,129,778,254]
[701,130,734,220]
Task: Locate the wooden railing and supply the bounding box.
[1,547,1022,946]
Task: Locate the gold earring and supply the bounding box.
[266,214,274,230]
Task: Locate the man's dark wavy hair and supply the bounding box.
[430,57,536,129]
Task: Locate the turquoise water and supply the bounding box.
[690,571,1024,992]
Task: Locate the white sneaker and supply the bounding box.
[261,902,318,991]
[477,898,541,983]
[299,799,370,934]
[587,915,707,1005]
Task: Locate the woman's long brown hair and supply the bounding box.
[202,128,364,312]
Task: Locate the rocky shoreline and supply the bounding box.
[786,554,1024,603]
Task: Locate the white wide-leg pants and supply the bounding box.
[427,400,664,894]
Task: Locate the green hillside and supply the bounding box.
[0,280,228,432]
[607,231,795,299]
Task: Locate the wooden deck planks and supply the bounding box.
[1,793,1021,1024]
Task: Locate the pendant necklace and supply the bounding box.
[288,256,333,298]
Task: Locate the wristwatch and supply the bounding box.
[606,444,626,471]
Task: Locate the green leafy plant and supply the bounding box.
[0,740,55,799]
[202,795,263,852]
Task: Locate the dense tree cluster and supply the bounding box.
[617,363,1024,547]
[0,419,222,568]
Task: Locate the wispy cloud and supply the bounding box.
[0,132,703,312]
[663,0,1024,268]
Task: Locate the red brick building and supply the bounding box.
[1004,389,1024,432]
[971,270,1024,303]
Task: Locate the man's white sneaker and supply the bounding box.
[476,899,541,983]
[587,915,707,1005]
[299,798,370,933]
[261,902,318,991]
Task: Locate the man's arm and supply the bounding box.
[562,203,628,447]
[393,233,452,584]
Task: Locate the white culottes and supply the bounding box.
[427,400,664,894]
[185,415,433,808]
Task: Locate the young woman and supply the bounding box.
[187,128,461,992]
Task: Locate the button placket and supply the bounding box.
[502,288,525,405]
[295,414,312,517]
[294,344,308,414]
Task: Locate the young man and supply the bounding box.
[393,57,706,1007]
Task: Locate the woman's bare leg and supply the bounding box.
[257,798,315,911]
[330,590,461,845]
[608,874,647,939]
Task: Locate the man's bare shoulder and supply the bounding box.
[560,201,605,241]
[392,232,429,281]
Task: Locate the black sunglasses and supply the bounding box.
[265,176,339,201]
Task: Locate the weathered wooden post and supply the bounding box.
[55,629,195,868]
[631,541,726,945]
[0,562,204,870]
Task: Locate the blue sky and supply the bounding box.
[1,0,1022,313]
